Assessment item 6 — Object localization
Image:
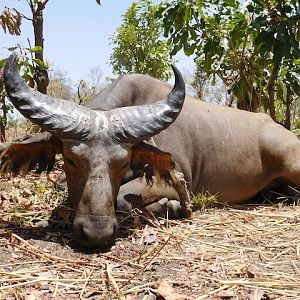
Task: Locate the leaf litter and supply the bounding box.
[0,170,300,299]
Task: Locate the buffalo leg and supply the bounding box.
[282,142,300,187]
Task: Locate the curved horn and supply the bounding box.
[106,65,186,143]
[3,53,105,140]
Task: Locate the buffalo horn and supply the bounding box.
[106,65,186,143]
[3,53,104,140]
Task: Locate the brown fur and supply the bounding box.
[131,142,176,185]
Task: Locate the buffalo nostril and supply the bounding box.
[73,217,118,247]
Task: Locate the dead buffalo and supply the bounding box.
[2,53,300,247]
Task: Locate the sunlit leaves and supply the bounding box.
[110,0,172,80]
[157,0,300,127]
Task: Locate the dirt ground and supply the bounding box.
[1,170,300,300]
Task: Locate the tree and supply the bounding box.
[157,0,300,129]
[77,65,105,105]
[0,1,102,141]
[110,0,173,80]
[26,0,50,94]
[47,69,73,100]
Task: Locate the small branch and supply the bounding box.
[121,235,172,287]
[77,80,85,105]
[27,37,34,62]
[26,0,34,13]
[19,12,32,21]
[39,0,50,10]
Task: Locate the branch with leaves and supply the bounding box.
[157,0,300,129]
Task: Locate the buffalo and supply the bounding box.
[2,53,300,247]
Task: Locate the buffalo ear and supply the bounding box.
[130,142,177,185]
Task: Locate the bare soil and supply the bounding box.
[1,170,300,300]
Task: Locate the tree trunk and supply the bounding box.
[267,65,279,122]
[284,86,292,130]
[32,2,49,94]
[0,96,7,142]
[237,68,259,112]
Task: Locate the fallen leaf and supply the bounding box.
[22,188,32,197]
[143,225,157,244]
[1,191,11,201]
[246,270,255,278]
[206,263,220,273]
[25,294,36,300]
[17,197,32,210]
[47,173,56,186]
[213,290,236,299]
[2,214,12,222]
[158,279,174,298]
[250,288,265,300]
[157,279,190,300]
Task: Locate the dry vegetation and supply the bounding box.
[0,166,300,300]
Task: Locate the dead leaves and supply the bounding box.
[157,279,191,300]
[16,196,32,210]
[143,225,157,245]
[0,7,22,36]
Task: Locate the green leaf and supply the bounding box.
[184,43,196,56]
[7,46,18,52]
[28,46,43,53]
[96,0,101,5]
[33,58,46,69]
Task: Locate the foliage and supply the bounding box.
[110,0,173,80]
[0,46,48,88]
[0,46,49,140]
[192,191,218,210]
[157,0,300,128]
[48,69,73,100]
[76,65,105,105]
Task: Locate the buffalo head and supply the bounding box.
[3,53,185,247]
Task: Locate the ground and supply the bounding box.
[0,169,300,300]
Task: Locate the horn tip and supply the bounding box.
[6,52,18,66]
[4,52,19,78]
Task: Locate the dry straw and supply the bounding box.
[1,174,300,299]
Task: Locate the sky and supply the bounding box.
[0,0,194,83]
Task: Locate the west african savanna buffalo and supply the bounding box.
[2,53,300,247]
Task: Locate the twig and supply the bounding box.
[0,278,78,291]
[122,234,172,287]
[80,267,94,299]
[106,262,125,300]
[194,285,233,300]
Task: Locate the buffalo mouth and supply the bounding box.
[73,215,118,248]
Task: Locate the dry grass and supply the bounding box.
[0,172,300,299]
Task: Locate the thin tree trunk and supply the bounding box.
[31,1,49,94]
[0,96,7,142]
[284,86,292,130]
[267,64,279,122]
